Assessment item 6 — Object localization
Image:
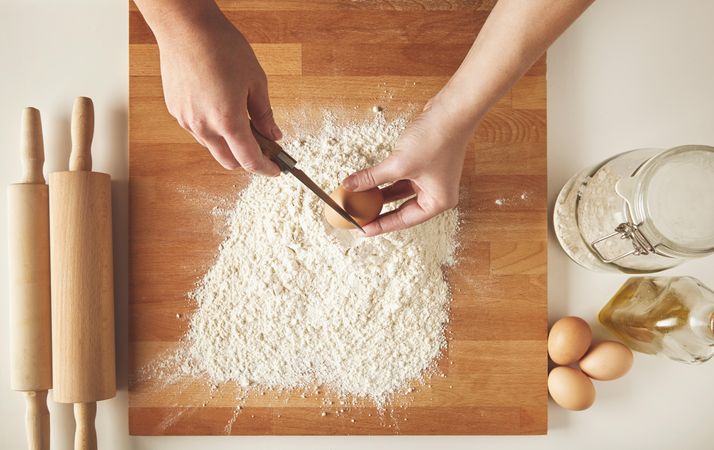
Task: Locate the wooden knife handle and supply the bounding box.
[25,391,50,450]
[69,97,94,172]
[249,122,296,172]
[249,121,283,161]
[20,107,45,184]
[74,402,97,450]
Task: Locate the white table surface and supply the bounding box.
[2,1,713,449]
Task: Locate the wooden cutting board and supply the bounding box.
[128,0,547,435]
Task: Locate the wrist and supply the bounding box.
[429,81,485,137]
[143,0,229,45]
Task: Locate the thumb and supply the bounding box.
[342,157,397,192]
[247,83,283,141]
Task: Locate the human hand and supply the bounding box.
[342,93,478,236]
[155,11,281,175]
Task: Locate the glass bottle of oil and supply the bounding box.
[599,277,714,363]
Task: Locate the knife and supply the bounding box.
[250,122,366,233]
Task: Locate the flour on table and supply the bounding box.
[150,112,460,409]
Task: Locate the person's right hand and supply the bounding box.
[155,11,281,175]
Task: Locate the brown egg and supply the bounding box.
[548,316,592,365]
[548,366,596,411]
[324,186,384,229]
[579,340,633,381]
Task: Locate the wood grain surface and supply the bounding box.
[129,0,547,435]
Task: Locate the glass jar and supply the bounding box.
[554,145,714,273]
[599,277,714,364]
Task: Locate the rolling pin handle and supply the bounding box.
[69,97,94,172]
[74,402,98,450]
[25,390,50,450]
[20,107,45,184]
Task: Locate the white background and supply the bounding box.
[2,1,713,449]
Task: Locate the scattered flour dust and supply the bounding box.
[143,112,460,411]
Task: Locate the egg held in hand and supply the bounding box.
[324,186,384,229]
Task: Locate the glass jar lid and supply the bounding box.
[616,145,714,258]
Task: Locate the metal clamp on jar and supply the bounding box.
[554,145,714,273]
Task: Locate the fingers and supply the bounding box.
[362,197,432,237]
[342,158,398,192]
[188,121,280,175]
[186,129,207,147]
[380,180,415,204]
[223,117,281,176]
[186,119,280,175]
[174,75,283,175]
[247,81,283,141]
[183,121,240,170]
[200,134,240,170]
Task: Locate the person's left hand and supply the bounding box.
[341,93,478,236]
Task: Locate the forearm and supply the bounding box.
[133,0,228,43]
[440,0,593,128]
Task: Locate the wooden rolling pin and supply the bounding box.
[8,107,52,450]
[49,97,116,450]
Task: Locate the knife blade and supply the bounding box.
[250,123,366,233]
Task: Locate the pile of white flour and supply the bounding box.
[173,113,459,408]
